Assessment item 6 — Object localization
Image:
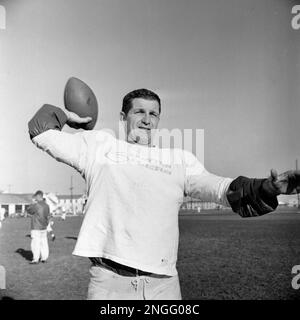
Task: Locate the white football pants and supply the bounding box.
[31,230,49,262]
[87,265,182,300]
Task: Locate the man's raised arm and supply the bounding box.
[28,104,92,174]
[28,104,68,139]
[28,104,92,139]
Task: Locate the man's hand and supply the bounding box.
[262,169,300,196]
[64,110,92,129]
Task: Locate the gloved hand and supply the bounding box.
[262,169,300,196]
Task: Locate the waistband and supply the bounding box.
[89,257,166,278]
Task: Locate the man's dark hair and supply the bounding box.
[33,190,43,197]
[122,88,161,115]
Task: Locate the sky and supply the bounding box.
[0,0,299,196]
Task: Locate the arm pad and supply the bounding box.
[227,176,278,218]
[28,104,68,139]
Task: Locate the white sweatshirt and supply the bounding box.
[33,129,232,276]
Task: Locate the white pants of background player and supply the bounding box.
[46,222,53,233]
[87,265,182,300]
[31,230,49,262]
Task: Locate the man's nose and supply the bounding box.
[142,114,151,125]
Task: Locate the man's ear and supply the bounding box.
[120,111,126,121]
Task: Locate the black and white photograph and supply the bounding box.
[0,0,300,305]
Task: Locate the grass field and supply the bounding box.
[0,209,300,300]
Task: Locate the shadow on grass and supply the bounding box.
[15,248,33,261]
[25,234,31,238]
[1,296,14,300]
[65,236,77,240]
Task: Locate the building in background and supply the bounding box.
[0,193,32,217]
[55,194,87,215]
[0,192,87,216]
[180,197,228,212]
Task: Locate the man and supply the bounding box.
[47,219,56,241]
[26,190,50,264]
[61,208,66,221]
[28,88,300,299]
[0,265,5,290]
[0,207,5,229]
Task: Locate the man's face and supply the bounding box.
[121,98,160,146]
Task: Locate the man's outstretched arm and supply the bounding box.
[188,172,278,218]
[183,150,300,217]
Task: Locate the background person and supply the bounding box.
[61,207,66,221]
[47,218,55,241]
[26,190,51,264]
[0,207,5,229]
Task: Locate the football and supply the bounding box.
[64,77,98,130]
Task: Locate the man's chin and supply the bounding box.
[128,133,151,145]
[135,136,150,145]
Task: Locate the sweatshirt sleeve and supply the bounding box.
[183,151,278,217]
[183,151,233,206]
